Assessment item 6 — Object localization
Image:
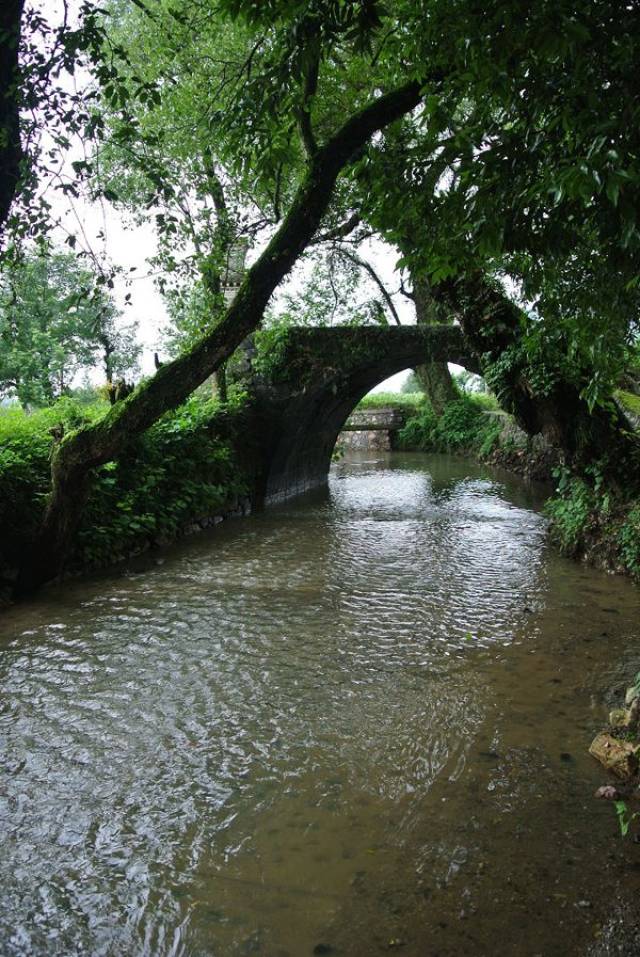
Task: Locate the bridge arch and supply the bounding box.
[249,325,479,503]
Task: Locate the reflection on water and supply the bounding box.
[1,451,639,956]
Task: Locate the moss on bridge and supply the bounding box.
[253,324,477,391]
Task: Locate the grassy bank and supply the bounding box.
[0,395,250,594]
[356,391,424,411]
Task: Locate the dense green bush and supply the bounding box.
[618,504,640,575]
[0,395,249,580]
[545,471,599,554]
[0,399,109,568]
[396,395,501,454]
[546,466,640,578]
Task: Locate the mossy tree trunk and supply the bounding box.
[437,272,639,475]
[412,275,458,415]
[0,0,24,235]
[15,80,424,596]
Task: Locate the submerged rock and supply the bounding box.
[589,733,639,779]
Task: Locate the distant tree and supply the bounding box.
[401,371,422,395]
[0,247,140,407]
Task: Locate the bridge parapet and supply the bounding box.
[341,406,408,432]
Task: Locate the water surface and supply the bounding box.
[1,451,639,955]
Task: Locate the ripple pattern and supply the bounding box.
[1,452,637,955]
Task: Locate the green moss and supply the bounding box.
[617,389,640,417]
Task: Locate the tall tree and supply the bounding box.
[351,0,640,465]
[17,0,429,594]
[0,246,139,407]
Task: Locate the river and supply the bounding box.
[1,451,639,956]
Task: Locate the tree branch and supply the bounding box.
[336,245,402,325]
[313,212,361,244]
[296,49,320,158]
[18,78,425,593]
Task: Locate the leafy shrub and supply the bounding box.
[395,400,438,450]
[396,395,498,453]
[545,470,598,554]
[435,397,486,448]
[546,466,640,578]
[0,394,249,578]
[0,399,109,567]
[618,504,640,576]
[252,321,293,379]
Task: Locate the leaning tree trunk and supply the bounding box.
[0,0,25,237]
[436,272,639,475]
[14,80,424,596]
[412,276,458,415]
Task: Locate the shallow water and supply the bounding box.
[1,451,639,956]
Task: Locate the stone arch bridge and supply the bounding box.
[235,325,479,504]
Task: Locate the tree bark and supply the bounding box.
[412,275,458,415]
[0,0,25,236]
[15,80,424,595]
[436,272,639,473]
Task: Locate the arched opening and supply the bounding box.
[258,326,479,504]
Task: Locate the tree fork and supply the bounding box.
[15,80,424,596]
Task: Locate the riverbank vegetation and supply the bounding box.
[0,395,249,597]
[395,394,502,458]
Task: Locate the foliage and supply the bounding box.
[0,245,140,407]
[0,398,109,567]
[350,2,640,415]
[357,391,423,410]
[76,394,248,567]
[401,371,422,394]
[617,390,640,419]
[0,394,248,581]
[397,394,500,454]
[545,470,599,555]
[270,245,396,328]
[546,467,640,579]
[618,505,640,577]
[453,368,493,399]
[252,320,295,380]
[614,801,640,839]
[395,400,438,450]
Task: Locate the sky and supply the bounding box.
[30,0,417,391]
